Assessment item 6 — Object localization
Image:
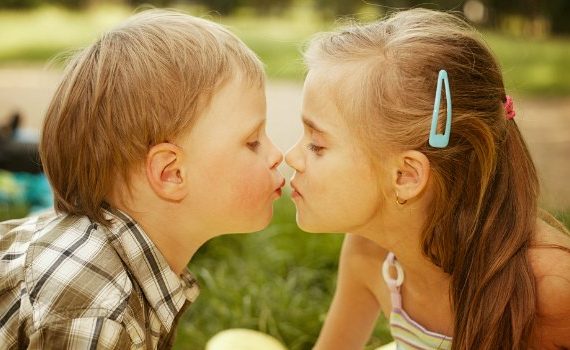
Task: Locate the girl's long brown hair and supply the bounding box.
[305,8,566,349]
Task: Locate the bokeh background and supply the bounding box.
[0,1,569,349]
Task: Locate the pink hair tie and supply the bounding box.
[504,95,516,120]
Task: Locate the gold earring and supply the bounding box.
[395,192,407,205]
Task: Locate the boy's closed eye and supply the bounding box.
[247,140,260,151]
[244,119,265,152]
[246,129,267,152]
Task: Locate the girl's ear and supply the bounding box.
[393,150,430,203]
[146,143,189,201]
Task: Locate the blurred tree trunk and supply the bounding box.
[545,0,570,35]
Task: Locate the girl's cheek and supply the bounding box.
[306,156,338,197]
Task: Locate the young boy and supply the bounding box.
[0,9,284,349]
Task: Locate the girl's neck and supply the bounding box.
[390,241,451,294]
[356,202,451,294]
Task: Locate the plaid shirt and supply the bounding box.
[0,206,199,349]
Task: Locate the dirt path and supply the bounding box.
[1,67,568,210]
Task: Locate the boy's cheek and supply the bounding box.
[233,165,273,207]
[197,156,272,209]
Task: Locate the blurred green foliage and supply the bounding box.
[174,195,570,349]
[0,3,568,350]
[1,5,569,95]
[1,0,570,35]
[0,203,28,221]
[484,32,570,96]
[1,194,569,349]
[173,195,393,350]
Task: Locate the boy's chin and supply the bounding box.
[250,219,272,233]
[239,208,274,233]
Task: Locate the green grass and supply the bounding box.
[173,195,392,350]
[172,197,570,349]
[1,5,570,94]
[1,195,569,349]
[0,203,29,221]
[553,211,570,229]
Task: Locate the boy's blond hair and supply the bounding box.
[41,9,265,224]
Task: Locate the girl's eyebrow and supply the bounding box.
[302,116,327,135]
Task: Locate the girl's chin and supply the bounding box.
[296,212,356,234]
[295,214,328,233]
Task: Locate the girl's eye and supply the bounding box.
[307,143,325,154]
[247,141,260,151]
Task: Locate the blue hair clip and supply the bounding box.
[428,70,452,148]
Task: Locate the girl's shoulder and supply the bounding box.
[529,218,570,348]
[339,234,389,285]
[530,216,570,275]
[339,234,389,280]
[339,234,392,314]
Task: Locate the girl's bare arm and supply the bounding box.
[314,234,387,350]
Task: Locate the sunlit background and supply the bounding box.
[0,1,569,349]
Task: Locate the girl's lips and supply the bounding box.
[290,182,302,199]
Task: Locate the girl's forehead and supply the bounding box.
[305,67,343,88]
[303,70,354,129]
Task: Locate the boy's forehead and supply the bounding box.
[195,77,266,130]
[216,74,265,102]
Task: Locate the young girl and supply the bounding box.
[285,8,570,350]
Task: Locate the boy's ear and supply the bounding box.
[146,143,188,201]
[393,150,430,203]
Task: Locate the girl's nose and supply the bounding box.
[285,141,304,173]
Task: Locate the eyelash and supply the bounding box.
[247,141,260,151]
[307,143,324,154]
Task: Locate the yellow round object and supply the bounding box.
[206,329,287,350]
[375,342,397,350]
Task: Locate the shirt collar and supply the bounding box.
[101,204,199,331]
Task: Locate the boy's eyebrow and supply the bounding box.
[247,118,265,134]
[302,116,327,134]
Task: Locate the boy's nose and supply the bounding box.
[269,143,284,170]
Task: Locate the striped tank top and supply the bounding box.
[382,252,453,350]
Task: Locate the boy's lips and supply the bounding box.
[273,178,286,197]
